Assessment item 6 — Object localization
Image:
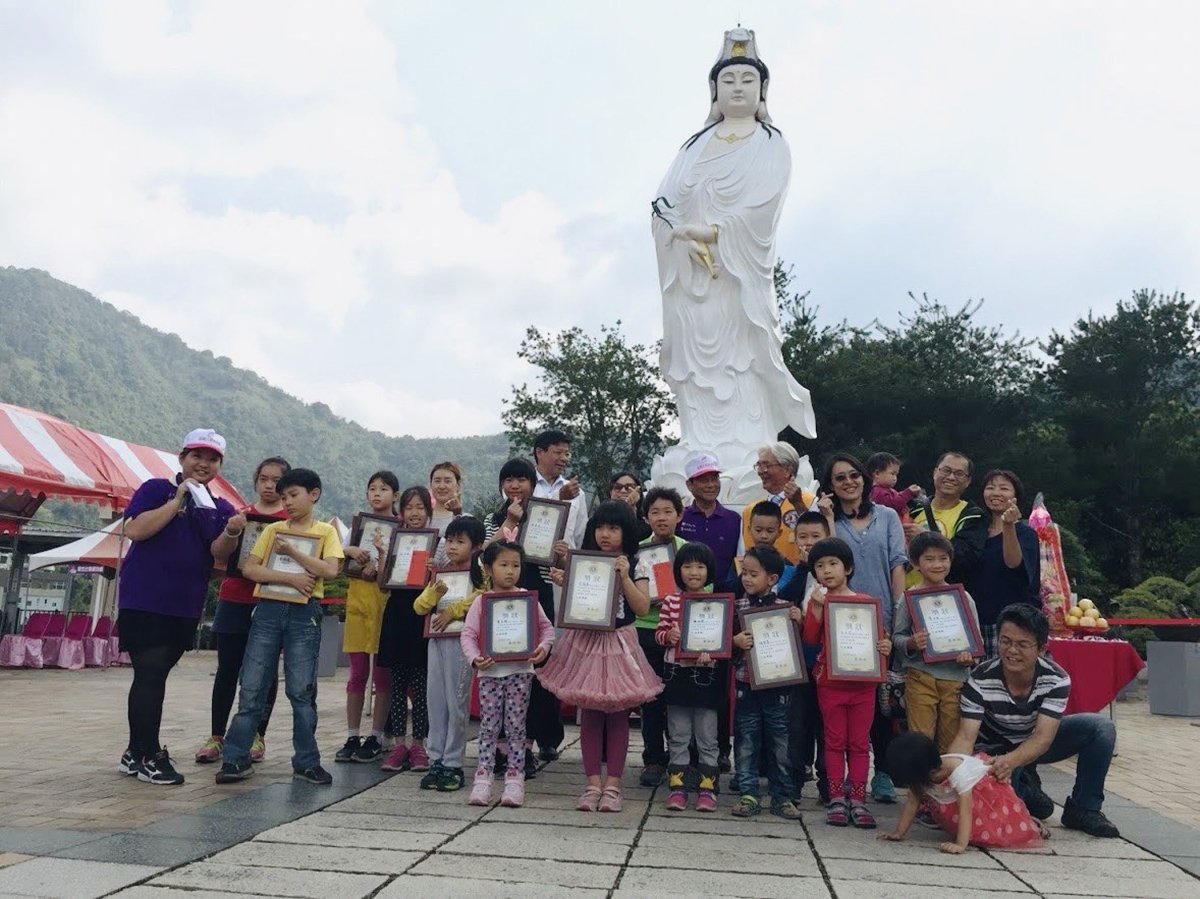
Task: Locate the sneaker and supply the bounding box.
[419,761,445,790]
[408,744,430,771]
[598,785,623,812]
[1061,797,1120,838]
[293,765,333,785]
[870,771,898,804]
[665,789,687,811]
[437,766,466,792]
[718,755,732,774]
[915,807,940,829]
[576,785,602,812]
[639,764,666,787]
[249,734,266,763]
[195,736,223,764]
[523,749,538,781]
[1022,783,1055,820]
[771,799,803,820]
[538,746,560,762]
[138,748,185,786]
[500,772,526,808]
[215,759,253,783]
[117,750,143,777]
[826,798,849,826]
[354,735,384,763]
[731,795,761,818]
[469,768,494,806]
[696,790,717,812]
[381,744,410,772]
[817,777,831,806]
[334,736,362,763]
[849,802,877,829]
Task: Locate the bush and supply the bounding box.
[1136,576,1194,613]
[1111,588,1174,618]
[1185,566,1200,591]
[1121,626,1156,659]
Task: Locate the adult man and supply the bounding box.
[950,604,1120,838]
[741,442,814,564]
[676,453,741,586]
[905,451,986,586]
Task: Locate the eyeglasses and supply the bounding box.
[832,471,863,483]
[998,636,1037,652]
[612,483,639,492]
[936,466,970,480]
[754,461,781,471]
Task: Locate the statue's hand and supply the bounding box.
[671,224,714,244]
[685,239,718,279]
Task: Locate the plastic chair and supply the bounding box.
[45,613,90,670]
[0,612,52,667]
[85,615,114,667]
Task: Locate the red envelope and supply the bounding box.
[652,561,675,599]
[406,549,429,586]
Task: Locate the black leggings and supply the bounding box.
[127,644,186,760]
[212,631,279,738]
[388,661,428,739]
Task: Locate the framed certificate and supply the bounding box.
[482,590,539,661]
[740,603,808,689]
[229,513,279,578]
[254,530,324,603]
[677,593,734,661]
[636,541,677,603]
[558,550,620,630]
[905,584,984,663]
[345,512,399,579]
[516,496,570,565]
[382,528,439,589]
[824,595,886,683]
[423,566,474,638]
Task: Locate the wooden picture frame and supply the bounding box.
[228,513,279,578]
[558,550,620,631]
[253,530,324,604]
[345,512,399,579]
[482,590,539,661]
[422,567,475,639]
[516,496,571,566]
[676,592,735,661]
[382,528,439,590]
[905,583,985,663]
[637,540,677,603]
[824,594,886,683]
[739,602,808,689]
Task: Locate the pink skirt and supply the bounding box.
[537,626,663,713]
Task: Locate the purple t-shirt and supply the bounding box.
[119,478,234,620]
[676,501,741,585]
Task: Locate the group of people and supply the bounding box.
[113,427,1121,854]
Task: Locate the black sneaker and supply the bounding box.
[419,761,444,790]
[437,766,465,792]
[639,764,666,787]
[215,759,254,784]
[354,735,383,762]
[294,765,333,785]
[138,748,185,785]
[524,749,538,781]
[718,755,732,774]
[334,736,361,763]
[817,777,832,807]
[1022,784,1055,820]
[538,746,560,762]
[117,750,143,777]
[1061,797,1120,838]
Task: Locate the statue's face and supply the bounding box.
[714,64,761,118]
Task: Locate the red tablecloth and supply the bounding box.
[1047,638,1145,715]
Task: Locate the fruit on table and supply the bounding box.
[1078,616,1096,627]
[1066,614,1081,626]
[1079,598,1096,612]
[1069,605,1083,618]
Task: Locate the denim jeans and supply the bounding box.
[733,683,794,802]
[223,599,323,770]
[1014,713,1116,812]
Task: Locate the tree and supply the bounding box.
[502,322,676,497]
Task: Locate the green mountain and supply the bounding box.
[0,267,510,522]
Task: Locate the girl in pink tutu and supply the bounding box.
[880,732,1045,853]
[540,500,663,812]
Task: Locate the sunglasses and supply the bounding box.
[832,471,863,483]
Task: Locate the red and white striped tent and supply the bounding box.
[27,520,129,571]
[0,402,245,527]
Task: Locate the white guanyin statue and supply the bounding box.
[649,28,816,503]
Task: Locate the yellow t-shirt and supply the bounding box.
[741,492,817,565]
[905,501,967,588]
[251,519,344,599]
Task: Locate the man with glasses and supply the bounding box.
[742,442,815,564]
[951,604,1120,838]
[905,451,986,586]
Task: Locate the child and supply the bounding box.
[893,532,981,751]
[461,540,555,808]
[866,452,921,524]
[729,546,802,820]
[655,541,725,812]
[538,500,663,813]
[335,471,398,764]
[375,486,434,772]
[802,537,893,827]
[635,486,686,788]
[881,731,1044,852]
[412,515,487,791]
[197,456,289,765]
[724,501,792,596]
[217,468,344,785]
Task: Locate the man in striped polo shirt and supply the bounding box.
[950,604,1120,838]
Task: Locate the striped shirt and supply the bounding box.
[959,656,1071,753]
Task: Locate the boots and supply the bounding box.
[665,767,687,811]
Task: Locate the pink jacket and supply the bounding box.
[460,591,554,672]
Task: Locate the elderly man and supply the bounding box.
[741,442,815,564]
[950,604,1120,838]
[905,451,986,586]
[676,453,740,586]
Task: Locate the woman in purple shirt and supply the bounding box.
[116,429,237,786]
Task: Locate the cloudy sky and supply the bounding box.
[2,1,1197,438]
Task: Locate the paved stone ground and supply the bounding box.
[0,653,1197,898]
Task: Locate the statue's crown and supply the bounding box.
[715,28,762,65]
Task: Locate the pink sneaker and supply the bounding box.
[381,744,409,772]
[500,772,525,808]
[576,785,602,812]
[696,790,717,812]
[194,736,223,764]
[249,734,266,763]
[598,785,623,813]
[468,768,494,806]
[408,745,430,771]
[665,789,687,811]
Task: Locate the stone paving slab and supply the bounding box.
[466,819,641,846]
[250,820,443,852]
[375,873,608,897]
[636,828,810,857]
[297,809,466,834]
[439,824,632,864]
[49,832,225,866]
[482,805,644,829]
[0,857,161,899]
[410,853,622,889]
[1014,868,1200,899]
[627,844,821,877]
[150,860,388,898]
[208,841,423,875]
[831,883,1035,899]
[113,888,256,899]
[614,866,828,897]
[824,856,1034,891]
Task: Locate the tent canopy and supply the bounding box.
[0,402,245,524]
[27,520,128,571]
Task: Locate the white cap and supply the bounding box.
[182,428,226,457]
[685,452,721,480]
